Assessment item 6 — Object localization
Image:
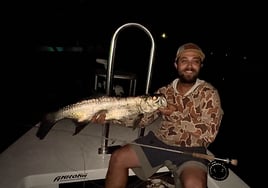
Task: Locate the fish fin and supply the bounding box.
[132,114,144,130]
[110,114,144,129]
[73,120,91,135]
[36,113,57,139]
[109,119,126,126]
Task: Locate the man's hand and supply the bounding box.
[158,104,177,116]
[91,110,107,124]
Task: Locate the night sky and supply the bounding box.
[4,2,266,187]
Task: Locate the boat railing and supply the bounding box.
[98,22,156,154]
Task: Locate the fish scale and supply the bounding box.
[36,95,167,139]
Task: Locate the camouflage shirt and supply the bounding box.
[140,78,223,147]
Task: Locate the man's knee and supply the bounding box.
[180,167,207,188]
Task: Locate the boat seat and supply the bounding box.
[94,58,137,96]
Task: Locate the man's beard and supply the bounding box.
[178,70,199,84]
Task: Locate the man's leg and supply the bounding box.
[180,166,207,188]
[105,144,140,188]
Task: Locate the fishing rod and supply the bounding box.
[53,128,238,166]
[49,127,236,181]
[104,136,236,181]
[104,136,238,166]
[129,142,237,166]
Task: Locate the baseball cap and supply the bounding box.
[176,43,205,62]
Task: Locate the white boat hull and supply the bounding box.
[0,119,250,188]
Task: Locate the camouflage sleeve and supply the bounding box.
[191,88,224,146]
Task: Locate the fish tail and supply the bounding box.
[36,113,57,139]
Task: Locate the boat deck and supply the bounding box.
[0,119,250,188]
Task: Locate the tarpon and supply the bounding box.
[36,94,167,139]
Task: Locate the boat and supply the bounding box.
[0,119,250,188]
[0,23,250,188]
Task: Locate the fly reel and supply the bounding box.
[208,160,229,181]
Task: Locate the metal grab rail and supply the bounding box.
[98,23,156,154]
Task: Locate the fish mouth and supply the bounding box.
[153,94,167,107]
[138,95,167,113]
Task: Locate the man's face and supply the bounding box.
[174,51,202,84]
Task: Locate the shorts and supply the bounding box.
[130,131,208,180]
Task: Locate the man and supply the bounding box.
[93,42,223,188]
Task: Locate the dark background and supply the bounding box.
[3,1,266,187]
